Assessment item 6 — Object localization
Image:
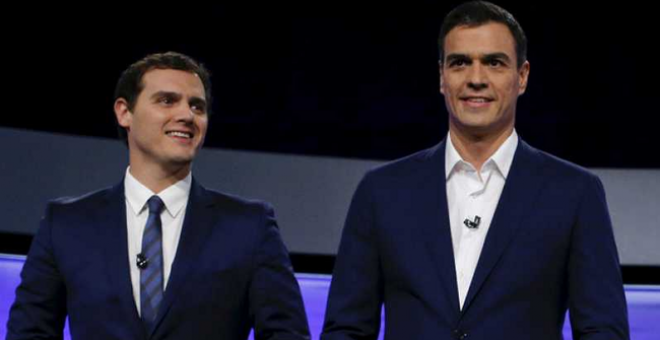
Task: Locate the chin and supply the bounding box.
[167,154,195,166]
[454,118,493,130]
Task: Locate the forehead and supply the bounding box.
[140,68,206,99]
[443,22,516,59]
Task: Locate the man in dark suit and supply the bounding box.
[7,52,310,340]
[321,2,629,339]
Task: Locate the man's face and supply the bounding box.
[115,68,208,171]
[440,22,529,137]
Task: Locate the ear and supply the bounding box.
[439,60,445,95]
[518,60,530,95]
[114,98,133,130]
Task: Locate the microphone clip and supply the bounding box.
[136,253,149,269]
[463,215,481,229]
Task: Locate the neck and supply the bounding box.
[128,161,191,194]
[449,125,514,171]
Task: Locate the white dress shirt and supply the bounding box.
[445,130,518,310]
[124,167,191,315]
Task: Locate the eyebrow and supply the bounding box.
[481,53,512,64]
[151,91,181,101]
[445,53,470,64]
[445,52,513,65]
[151,91,207,106]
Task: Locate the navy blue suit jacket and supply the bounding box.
[7,179,310,340]
[322,139,629,340]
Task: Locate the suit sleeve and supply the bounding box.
[6,203,67,340]
[321,173,383,340]
[568,174,630,340]
[249,203,311,340]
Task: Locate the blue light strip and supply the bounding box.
[1,255,657,339]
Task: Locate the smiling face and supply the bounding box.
[440,22,529,138]
[115,68,208,174]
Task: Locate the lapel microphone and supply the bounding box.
[463,215,481,229]
[136,253,149,269]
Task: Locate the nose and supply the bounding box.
[174,104,195,123]
[467,64,488,91]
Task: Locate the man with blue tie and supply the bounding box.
[7,52,310,340]
[321,2,629,339]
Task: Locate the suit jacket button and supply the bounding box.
[453,330,467,339]
[453,330,468,339]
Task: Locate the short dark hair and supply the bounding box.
[114,51,212,141]
[438,1,527,68]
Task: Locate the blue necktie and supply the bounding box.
[140,195,165,331]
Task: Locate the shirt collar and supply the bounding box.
[124,167,192,218]
[445,129,519,180]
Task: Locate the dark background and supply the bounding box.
[3,1,658,167]
[2,2,658,281]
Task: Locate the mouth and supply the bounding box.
[166,130,194,141]
[460,96,494,108]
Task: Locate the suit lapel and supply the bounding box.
[149,178,216,336]
[97,182,145,337]
[460,140,547,314]
[420,140,461,318]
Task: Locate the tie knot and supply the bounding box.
[147,195,164,215]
